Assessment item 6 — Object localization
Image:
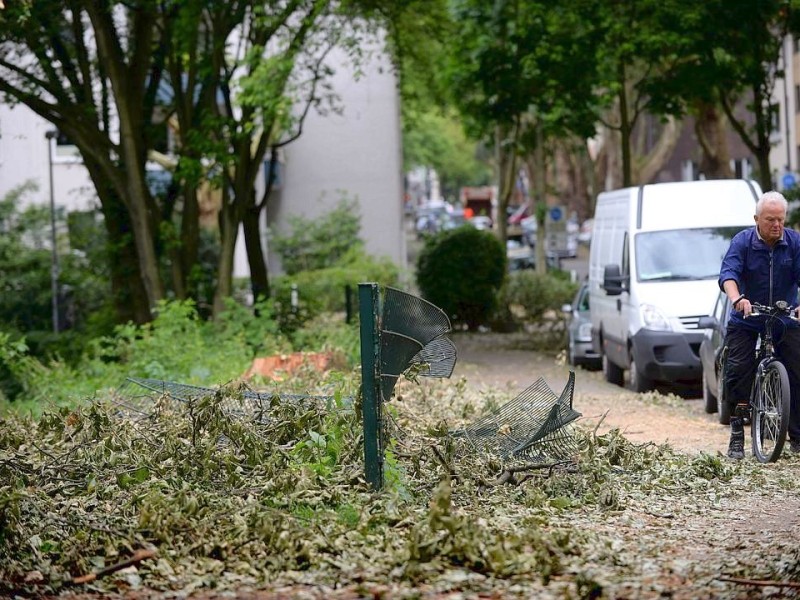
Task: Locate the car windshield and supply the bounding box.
[635,226,746,282]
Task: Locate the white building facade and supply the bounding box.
[0,46,405,279]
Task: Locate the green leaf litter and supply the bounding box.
[2,374,800,598]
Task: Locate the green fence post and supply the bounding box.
[358,282,383,489]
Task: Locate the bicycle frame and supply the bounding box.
[747,301,794,462]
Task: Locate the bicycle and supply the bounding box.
[744,300,795,463]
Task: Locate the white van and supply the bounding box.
[589,179,762,392]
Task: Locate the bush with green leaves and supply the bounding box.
[270,198,363,275]
[0,295,362,415]
[269,199,400,329]
[498,270,578,349]
[416,225,506,330]
[0,182,115,365]
[272,246,400,320]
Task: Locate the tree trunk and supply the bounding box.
[243,202,269,301]
[213,188,239,317]
[181,181,200,297]
[495,125,516,246]
[637,116,682,184]
[617,62,633,188]
[83,156,151,324]
[86,3,166,310]
[694,102,733,179]
[101,194,152,325]
[531,123,547,275]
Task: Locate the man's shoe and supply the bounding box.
[727,416,745,460]
[790,439,800,454]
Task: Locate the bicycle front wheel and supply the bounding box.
[751,360,791,463]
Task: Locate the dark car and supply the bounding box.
[562,281,601,369]
[698,290,731,424]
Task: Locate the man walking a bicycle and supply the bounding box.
[719,190,800,460]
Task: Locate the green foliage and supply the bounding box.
[0,184,113,368]
[0,299,290,413]
[402,107,491,199]
[447,0,601,141]
[502,270,578,325]
[416,226,506,330]
[272,246,400,317]
[271,199,363,276]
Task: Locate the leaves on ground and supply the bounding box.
[2,374,800,598]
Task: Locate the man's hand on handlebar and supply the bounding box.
[736,297,753,317]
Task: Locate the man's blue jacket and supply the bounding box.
[719,226,800,331]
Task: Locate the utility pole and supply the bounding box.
[45,130,60,333]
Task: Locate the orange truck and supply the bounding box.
[459,186,494,224]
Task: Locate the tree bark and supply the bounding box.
[243,200,269,302]
[83,156,151,324]
[636,116,682,184]
[213,188,239,317]
[694,102,734,179]
[86,1,165,309]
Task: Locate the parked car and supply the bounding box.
[562,281,601,369]
[470,215,493,230]
[698,290,731,424]
[415,202,450,238]
[507,242,535,271]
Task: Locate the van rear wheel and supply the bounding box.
[602,353,624,386]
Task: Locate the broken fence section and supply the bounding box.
[452,371,582,464]
[117,377,339,424]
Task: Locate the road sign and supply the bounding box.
[549,206,563,222]
[782,172,796,190]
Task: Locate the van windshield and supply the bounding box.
[635,226,747,282]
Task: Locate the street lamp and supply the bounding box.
[45,130,60,333]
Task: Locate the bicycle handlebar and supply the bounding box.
[748,300,799,321]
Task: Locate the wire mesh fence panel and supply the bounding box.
[453,371,581,464]
[380,287,456,400]
[117,377,337,424]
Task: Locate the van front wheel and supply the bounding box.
[603,353,624,386]
[628,353,654,393]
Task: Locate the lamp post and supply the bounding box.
[45,130,60,333]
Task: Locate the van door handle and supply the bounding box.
[616,299,621,312]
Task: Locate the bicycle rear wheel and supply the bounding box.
[751,360,791,463]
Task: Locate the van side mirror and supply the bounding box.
[697,316,718,329]
[602,264,628,296]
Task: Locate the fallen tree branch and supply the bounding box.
[717,576,800,589]
[72,549,156,585]
[488,460,571,486]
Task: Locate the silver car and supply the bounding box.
[563,282,601,369]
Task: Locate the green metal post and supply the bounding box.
[358,283,383,489]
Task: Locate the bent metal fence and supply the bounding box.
[358,284,457,489]
[118,283,581,492]
[357,283,581,489]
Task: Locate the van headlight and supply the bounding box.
[578,322,592,341]
[640,303,671,331]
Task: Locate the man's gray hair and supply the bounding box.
[756,190,789,216]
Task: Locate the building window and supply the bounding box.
[796,85,800,113]
[52,130,81,162]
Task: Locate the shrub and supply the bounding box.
[270,198,363,275]
[416,226,506,330]
[499,270,578,349]
[271,246,400,325]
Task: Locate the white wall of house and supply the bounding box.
[1,42,406,286]
[253,44,406,278]
[0,104,97,212]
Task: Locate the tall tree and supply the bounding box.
[448,0,600,270]
[0,1,176,320]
